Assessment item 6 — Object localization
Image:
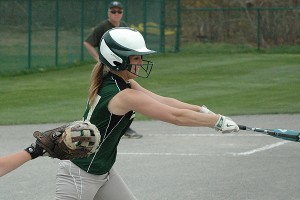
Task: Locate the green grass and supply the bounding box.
[1,50,300,125]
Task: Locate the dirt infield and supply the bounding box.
[1,114,299,200]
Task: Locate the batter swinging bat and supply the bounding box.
[238,125,300,142]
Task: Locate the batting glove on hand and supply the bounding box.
[200,105,215,114]
[214,115,239,133]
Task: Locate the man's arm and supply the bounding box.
[83,41,99,62]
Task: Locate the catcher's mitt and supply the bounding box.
[33,121,100,160]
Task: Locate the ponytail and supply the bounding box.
[89,62,105,106]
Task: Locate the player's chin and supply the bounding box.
[131,74,138,79]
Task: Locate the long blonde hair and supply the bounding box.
[88,62,104,106]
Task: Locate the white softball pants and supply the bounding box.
[55,160,137,200]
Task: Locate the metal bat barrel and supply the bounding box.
[272,129,300,142]
[238,125,300,142]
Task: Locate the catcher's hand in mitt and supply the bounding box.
[32,121,100,160]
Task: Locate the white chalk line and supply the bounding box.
[119,152,204,156]
[119,140,290,157]
[120,134,290,157]
[229,140,291,156]
[145,133,266,137]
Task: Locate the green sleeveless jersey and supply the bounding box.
[72,73,134,175]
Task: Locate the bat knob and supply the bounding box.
[238,125,247,130]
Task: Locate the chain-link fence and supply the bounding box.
[0,0,179,74]
[0,0,299,74]
[181,7,300,50]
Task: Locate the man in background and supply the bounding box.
[84,1,142,139]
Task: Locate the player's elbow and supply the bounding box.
[168,111,187,126]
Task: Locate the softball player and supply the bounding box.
[55,27,239,200]
[84,1,141,138]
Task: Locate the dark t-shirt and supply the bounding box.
[85,20,127,48]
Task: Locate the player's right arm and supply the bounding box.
[109,82,239,133]
[108,88,218,127]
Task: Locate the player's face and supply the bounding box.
[108,7,123,22]
[129,55,142,77]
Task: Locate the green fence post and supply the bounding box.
[256,8,261,51]
[102,0,107,19]
[143,0,147,42]
[175,0,181,52]
[55,0,59,66]
[160,0,165,53]
[80,0,84,61]
[124,0,128,22]
[27,0,32,69]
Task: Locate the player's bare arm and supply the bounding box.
[0,151,31,177]
[108,88,218,127]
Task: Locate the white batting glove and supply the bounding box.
[200,105,215,115]
[214,115,239,133]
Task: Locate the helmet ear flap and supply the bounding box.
[113,61,123,71]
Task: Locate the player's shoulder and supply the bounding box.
[103,73,130,91]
